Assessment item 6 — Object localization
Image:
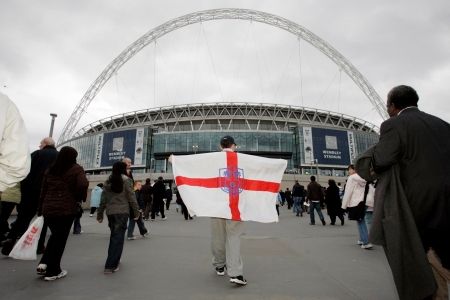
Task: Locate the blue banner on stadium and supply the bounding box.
[100,129,137,167]
[311,128,350,165]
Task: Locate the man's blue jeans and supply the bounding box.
[365,211,373,233]
[357,218,369,245]
[127,215,147,237]
[309,201,324,224]
[293,197,302,215]
[105,214,128,269]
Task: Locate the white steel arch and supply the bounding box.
[58,8,388,144]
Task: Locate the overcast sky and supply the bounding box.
[1,0,449,150]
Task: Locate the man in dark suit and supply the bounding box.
[357,85,450,300]
[1,137,58,255]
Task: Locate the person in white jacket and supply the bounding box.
[0,93,30,193]
[341,164,374,249]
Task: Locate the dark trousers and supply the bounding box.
[105,214,128,269]
[144,201,152,219]
[276,205,280,216]
[151,200,165,219]
[127,215,147,237]
[0,202,16,238]
[165,199,172,210]
[90,207,97,214]
[4,200,47,254]
[73,216,82,234]
[7,201,38,241]
[40,215,74,276]
[180,202,191,220]
[329,211,345,225]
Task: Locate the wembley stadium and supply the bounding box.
[59,102,379,181]
[55,9,386,186]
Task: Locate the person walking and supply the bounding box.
[341,165,373,249]
[306,176,326,226]
[36,146,88,281]
[284,188,293,209]
[325,179,344,226]
[211,136,247,286]
[176,189,192,220]
[165,186,173,210]
[150,177,166,221]
[356,85,450,299]
[292,180,305,217]
[127,181,149,240]
[97,161,140,274]
[275,192,282,216]
[89,183,103,217]
[2,137,58,256]
[141,179,153,221]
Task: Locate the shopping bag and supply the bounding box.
[9,216,44,260]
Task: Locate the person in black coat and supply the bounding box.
[165,187,173,210]
[357,85,450,299]
[325,179,344,226]
[150,177,166,220]
[141,178,153,220]
[2,137,58,256]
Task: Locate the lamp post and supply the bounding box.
[314,159,319,180]
[49,113,57,137]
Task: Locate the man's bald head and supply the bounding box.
[39,137,55,149]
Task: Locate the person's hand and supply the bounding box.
[168,154,173,163]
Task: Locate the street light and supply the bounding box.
[314,159,319,180]
[49,113,57,137]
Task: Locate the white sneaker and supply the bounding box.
[37,264,47,275]
[230,275,247,285]
[127,236,137,240]
[162,217,167,220]
[357,240,364,245]
[44,270,68,281]
[361,243,373,249]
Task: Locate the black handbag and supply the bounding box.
[347,182,371,221]
[347,201,366,220]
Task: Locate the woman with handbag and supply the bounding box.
[36,146,89,281]
[341,164,373,250]
[97,161,140,274]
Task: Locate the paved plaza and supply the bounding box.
[1,205,398,300]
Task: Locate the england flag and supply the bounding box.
[172,151,287,223]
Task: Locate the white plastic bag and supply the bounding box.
[9,216,44,260]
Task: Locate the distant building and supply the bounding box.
[60,102,378,177]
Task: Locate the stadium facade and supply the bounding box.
[60,102,379,178]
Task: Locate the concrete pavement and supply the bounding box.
[0,205,398,300]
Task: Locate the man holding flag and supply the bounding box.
[171,135,287,286]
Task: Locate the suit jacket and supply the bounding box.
[357,107,450,300]
[21,145,58,201]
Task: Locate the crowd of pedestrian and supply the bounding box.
[0,85,449,298]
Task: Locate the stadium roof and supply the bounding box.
[67,102,378,142]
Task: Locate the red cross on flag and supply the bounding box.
[172,151,287,223]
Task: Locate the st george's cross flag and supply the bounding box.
[172,151,287,223]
